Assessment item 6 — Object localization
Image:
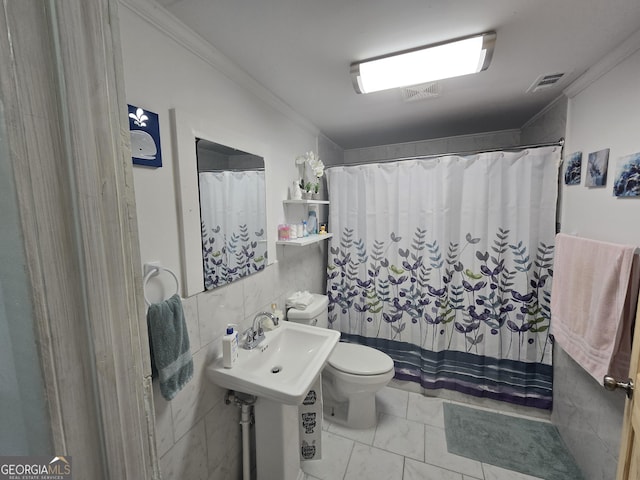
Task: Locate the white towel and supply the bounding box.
[550,233,639,384]
[287,290,314,310]
[299,374,322,462]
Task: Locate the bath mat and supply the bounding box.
[443,403,583,479]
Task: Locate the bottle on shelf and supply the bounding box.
[307,207,318,235]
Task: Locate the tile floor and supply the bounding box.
[301,386,548,480]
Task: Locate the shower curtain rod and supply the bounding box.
[330,138,565,167]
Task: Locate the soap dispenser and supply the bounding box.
[222,325,238,368]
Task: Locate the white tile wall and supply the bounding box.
[154,247,327,480]
[196,281,245,347]
[152,380,174,458]
[551,346,624,480]
[159,422,208,480]
[204,404,242,473]
[170,348,222,440]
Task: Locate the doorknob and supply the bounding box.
[603,375,634,399]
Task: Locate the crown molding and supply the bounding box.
[564,27,640,98]
[118,0,319,137]
[521,94,567,130]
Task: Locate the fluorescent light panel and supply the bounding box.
[351,32,496,94]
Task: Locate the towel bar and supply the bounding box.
[143,263,179,306]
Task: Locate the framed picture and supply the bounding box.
[585,148,609,187]
[564,151,582,185]
[128,104,162,168]
[613,152,640,197]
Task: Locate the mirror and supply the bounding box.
[196,139,267,290]
[172,108,273,297]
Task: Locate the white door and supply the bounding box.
[613,299,640,479]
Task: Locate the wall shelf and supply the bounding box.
[276,233,333,247]
[278,199,330,246]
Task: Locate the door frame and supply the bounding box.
[0,0,157,478]
[616,296,640,478]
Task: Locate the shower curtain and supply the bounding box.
[326,146,560,408]
[199,170,266,290]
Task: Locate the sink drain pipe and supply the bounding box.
[225,390,257,480]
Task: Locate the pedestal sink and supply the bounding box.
[206,321,340,480]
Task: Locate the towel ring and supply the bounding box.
[143,265,179,306]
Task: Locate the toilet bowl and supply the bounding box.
[287,294,395,429]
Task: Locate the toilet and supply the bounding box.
[287,294,395,429]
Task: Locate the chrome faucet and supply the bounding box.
[242,312,278,350]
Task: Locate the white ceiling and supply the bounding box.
[156,0,640,149]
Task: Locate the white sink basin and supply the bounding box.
[206,321,340,404]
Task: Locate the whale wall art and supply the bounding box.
[128,104,162,168]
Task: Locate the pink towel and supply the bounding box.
[550,233,639,384]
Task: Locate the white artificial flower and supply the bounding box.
[308,157,324,178]
[295,151,324,179]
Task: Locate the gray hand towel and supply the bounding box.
[147,294,193,401]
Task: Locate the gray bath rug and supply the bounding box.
[443,403,583,479]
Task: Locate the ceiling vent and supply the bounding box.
[527,73,565,93]
[401,81,441,102]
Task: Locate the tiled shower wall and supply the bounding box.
[552,348,625,478]
[153,245,327,480]
[554,40,640,479]
[500,96,626,479]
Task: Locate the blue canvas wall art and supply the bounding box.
[586,148,609,187]
[564,151,582,185]
[613,152,640,197]
[128,104,162,168]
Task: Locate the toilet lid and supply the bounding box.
[328,343,394,375]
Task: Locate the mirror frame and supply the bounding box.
[171,108,272,297]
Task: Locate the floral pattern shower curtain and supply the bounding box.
[326,147,561,408]
[199,170,267,290]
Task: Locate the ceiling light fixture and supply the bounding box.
[351,32,496,94]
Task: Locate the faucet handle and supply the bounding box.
[241,327,256,348]
[242,326,254,339]
[241,325,266,350]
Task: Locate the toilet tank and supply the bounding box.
[286,294,329,328]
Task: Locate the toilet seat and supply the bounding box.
[328,343,394,376]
